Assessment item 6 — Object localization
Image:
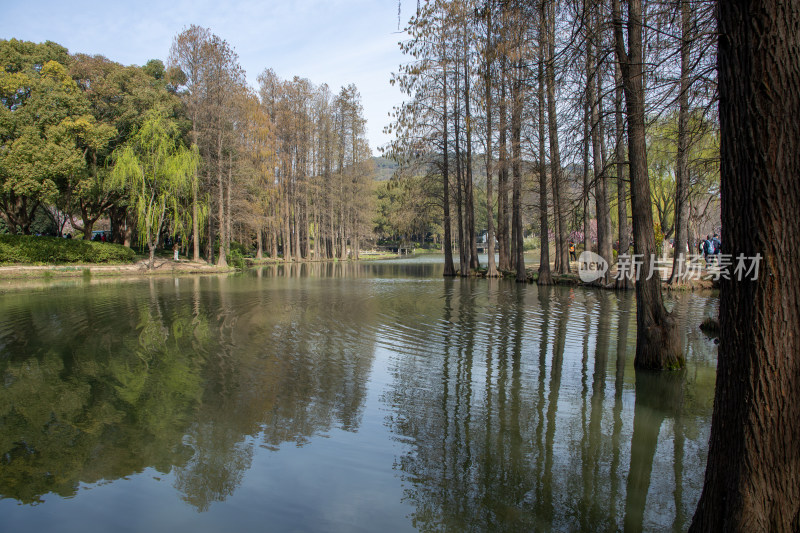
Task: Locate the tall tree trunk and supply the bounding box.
[455,67,468,276]
[484,0,498,278]
[589,35,613,282]
[583,94,592,260]
[191,122,200,262]
[207,177,215,264]
[498,56,511,271]
[615,59,633,290]
[464,33,479,272]
[283,187,291,261]
[442,59,456,277]
[511,60,526,283]
[226,156,232,257]
[216,135,227,268]
[668,0,692,285]
[690,0,800,528]
[538,1,554,286]
[294,198,302,261]
[545,0,570,274]
[612,0,681,369]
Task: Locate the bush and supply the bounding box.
[227,248,246,270]
[229,240,252,258]
[0,235,137,265]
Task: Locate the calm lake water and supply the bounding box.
[0,257,718,532]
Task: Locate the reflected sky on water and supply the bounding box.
[0,259,718,532]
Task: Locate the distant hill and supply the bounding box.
[372,156,399,181]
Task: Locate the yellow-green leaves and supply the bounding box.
[110,109,199,263]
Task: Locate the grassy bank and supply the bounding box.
[0,235,137,265]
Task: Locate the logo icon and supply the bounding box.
[578,251,609,283]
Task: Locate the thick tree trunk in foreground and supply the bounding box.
[690,0,800,529]
[613,0,682,370]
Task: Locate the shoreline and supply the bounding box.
[0,255,719,293]
[0,258,234,279]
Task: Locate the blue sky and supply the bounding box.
[0,0,411,154]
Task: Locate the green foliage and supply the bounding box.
[0,48,91,228]
[110,110,199,263]
[227,248,246,270]
[229,240,251,257]
[0,39,70,74]
[0,234,136,264]
[647,111,721,240]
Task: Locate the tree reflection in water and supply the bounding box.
[386,284,716,532]
[0,269,715,530]
[0,274,376,511]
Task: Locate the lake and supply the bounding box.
[0,257,718,532]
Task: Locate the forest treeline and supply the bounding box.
[0,29,375,266]
[387,0,719,283]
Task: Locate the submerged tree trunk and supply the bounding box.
[612,0,682,370]
[690,0,800,528]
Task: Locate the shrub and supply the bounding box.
[229,240,252,257]
[227,248,246,270]
[0,235,137,264]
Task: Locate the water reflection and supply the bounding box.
[0,273,376,510]
[0,263,717,531]
[384,284,717,531]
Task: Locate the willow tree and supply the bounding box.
[110,111,199,269]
